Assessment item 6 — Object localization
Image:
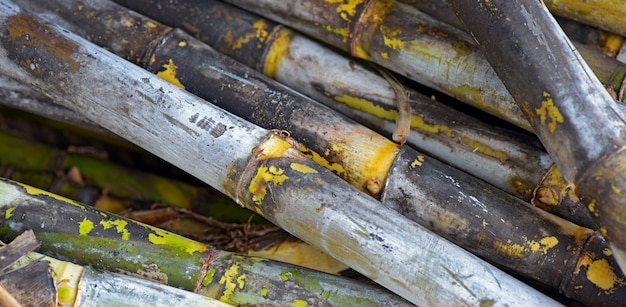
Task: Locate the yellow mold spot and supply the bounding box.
[78,217,94,236]
[582,256,622,291]
[323,24,348,42]
[224,19,269,53]
[333,95,452,136]
[148,228,208,254]
[527,236,559,254]
[219,264,246,305]
[292,299,309,307]
[380,25,405,50]
[145,21,158,28]
[263,28,293,79]
[178,40,187,47]
[123,18,134,27]
[535,91,564,133]
[100,219,130,240]
[411,155,425,168]
[248,165,289,205]
[156,59,185,89]
[380,51,390,60]
[290,163,318,174]
[325,0,365,21]
[460,136,508,161]
[494,240,525,257]
[5,207,15,219]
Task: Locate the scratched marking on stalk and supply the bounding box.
[189,113,227,138]
[209,65,259,88]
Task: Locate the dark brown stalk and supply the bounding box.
[446,0,626,273]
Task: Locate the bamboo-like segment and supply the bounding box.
[0,4,559,305]
[2,231,232,307]
[446,0,626,274]
[0,179,411,306]
[12,0,626,303]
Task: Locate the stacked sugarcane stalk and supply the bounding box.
[2,0,626,305]
[0,1,567,305]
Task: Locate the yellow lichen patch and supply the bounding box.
[4,207,15,219]
[17,181,85,209]
[380,51,390,60]
[290,163,318,174]
[148,228,208,255]
[261,287,269,297]
[123,18,134,27]
[100,219,130,240]
[219,264,246,305]
[78,217,94,236]
[411,155,425,168]
[178,40,187,47]
[156,59,185,89]
[202,267,216,286]
[248,165,289,205]
[325,0,366,21]
[145,21,158,29]
[299,146,347,178]
[494,240,526,257]
[535,91,564,133]
[460,136,508,161]
[526,236,559,254]
[263,28,293,78]
[380,25,405,50]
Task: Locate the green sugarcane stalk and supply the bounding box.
[0,179,412,306]
[0,4,558,305]
[446,0,626,274]
[1,230,232,306]
[217,0,626,132]
[13,1,626,303]
[112,0,598,229]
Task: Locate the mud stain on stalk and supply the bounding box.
[5,13,80,74]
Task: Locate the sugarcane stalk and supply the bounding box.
[1,231,233,307]
[13,1,626,303]
[0,178,414,306]
[112,0,597,228]
[446,0,626,274]
[0,3,562,305]
[217,0,626,132]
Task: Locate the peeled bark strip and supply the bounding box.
[12,0,626,303]
[0,3,560,305]
[446,0,626,273]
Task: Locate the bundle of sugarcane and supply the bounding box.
[0,184,403,306]
[7,0,626,304]
[0,2,565,305]
[446,0,626,274]
[111,0,603,229]
[0,230,234,306]
[215,0,626,133]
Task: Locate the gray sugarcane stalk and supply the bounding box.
[10,1,626,303]
[446,0,626,274]
[0,2,561,305]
